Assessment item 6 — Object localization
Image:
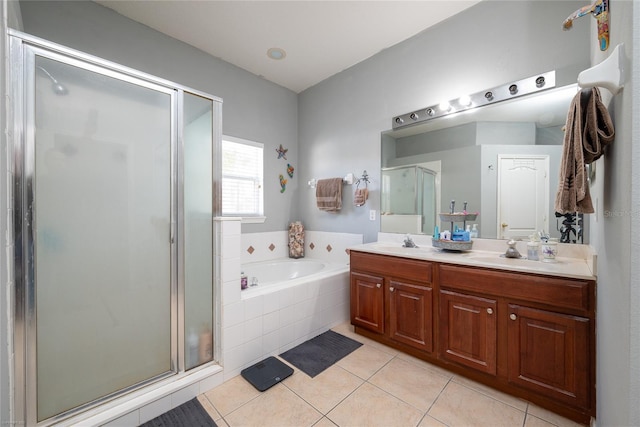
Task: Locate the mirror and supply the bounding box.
[381,83,587,243]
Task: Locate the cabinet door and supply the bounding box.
[350,272,384,334]
[507,304,590,408]
[389,280,433,352]
[440,290,497,375]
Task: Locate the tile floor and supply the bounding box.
[197,323,586,427]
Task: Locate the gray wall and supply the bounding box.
[298,1,590,243]
[395,123,477,156]
[18,0,300,233]
[584,1,639,425]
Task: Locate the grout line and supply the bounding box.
[425,376,453,418]
[451,373,532,412]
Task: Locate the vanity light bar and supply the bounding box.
[392,70,556,129]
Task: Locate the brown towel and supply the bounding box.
[582,87,615,163]
[555,87,614,214]
[354,188,369,207]
[316,178,343,212]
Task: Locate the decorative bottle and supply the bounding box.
[288,221,305,259]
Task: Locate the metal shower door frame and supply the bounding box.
[9,30,222,426]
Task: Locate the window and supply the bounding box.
[222,136,264,221]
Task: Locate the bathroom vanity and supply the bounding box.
[349,241,596,424]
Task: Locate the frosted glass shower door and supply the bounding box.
[32,55,174,421]
[183,93,214,370]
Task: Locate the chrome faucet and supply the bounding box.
[403,234,418,248]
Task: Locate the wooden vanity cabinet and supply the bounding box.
[350,251,433,353]
[350,271,384,334]
[350,250,596,424]
[438,264,595,419]
[440,290,497,375]
[507,304,590,409]
[388,279,433,352]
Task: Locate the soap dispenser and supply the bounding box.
[470,224,479,239]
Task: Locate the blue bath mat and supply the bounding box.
[279,330,363,378]
[140,397,217,427]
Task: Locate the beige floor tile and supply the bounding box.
[395,351,455,380]
[327,382,424,427]
[283,364,364,413]
[197,395,222,421]
[524,414,559,427]
[451,374,528,411]
[313,416,339,427]
[336,344,394,380]
[428,381,526,427]
[203,375,260,416]
[225,383,322,427]
[330,322,356,337]
[527,404,587,427]
[331,323,401,356]
[418,414,449,427]
[369,357,450,412]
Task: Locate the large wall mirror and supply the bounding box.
[381,83,588,244]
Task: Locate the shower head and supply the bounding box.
[37,66,69,95]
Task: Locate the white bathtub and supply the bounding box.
[241,258,348,297]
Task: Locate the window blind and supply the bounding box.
[222,138,264,216]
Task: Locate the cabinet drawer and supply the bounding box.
[439,264,592,312]
[351,251,432,283]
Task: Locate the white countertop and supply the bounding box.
[349,235,596,281]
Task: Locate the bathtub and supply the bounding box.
[241,258,349,297]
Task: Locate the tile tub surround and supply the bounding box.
[241,230,363,264]
[223,229,361,381]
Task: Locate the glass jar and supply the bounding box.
[527,241,540,261]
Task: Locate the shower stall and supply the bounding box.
[10,32,221,425]
[381,165,438,234]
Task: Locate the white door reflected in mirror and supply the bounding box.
[497,154,549,240]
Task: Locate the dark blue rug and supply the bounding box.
[279,330,363,378]
[140,397,217,427]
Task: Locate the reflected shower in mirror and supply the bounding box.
[381,163,440,235]
[381,83,587,243]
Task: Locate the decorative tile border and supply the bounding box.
[240,230,362,264]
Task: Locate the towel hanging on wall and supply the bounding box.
[316,178,343,212]
[555,87,614,214]
[354,180,368,207]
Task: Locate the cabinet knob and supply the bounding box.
[486,308,493,315]
[376,283,381,288]
[510,313,517,321]
[389,287,395,292]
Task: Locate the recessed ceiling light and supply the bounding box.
[267,48,287,60]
